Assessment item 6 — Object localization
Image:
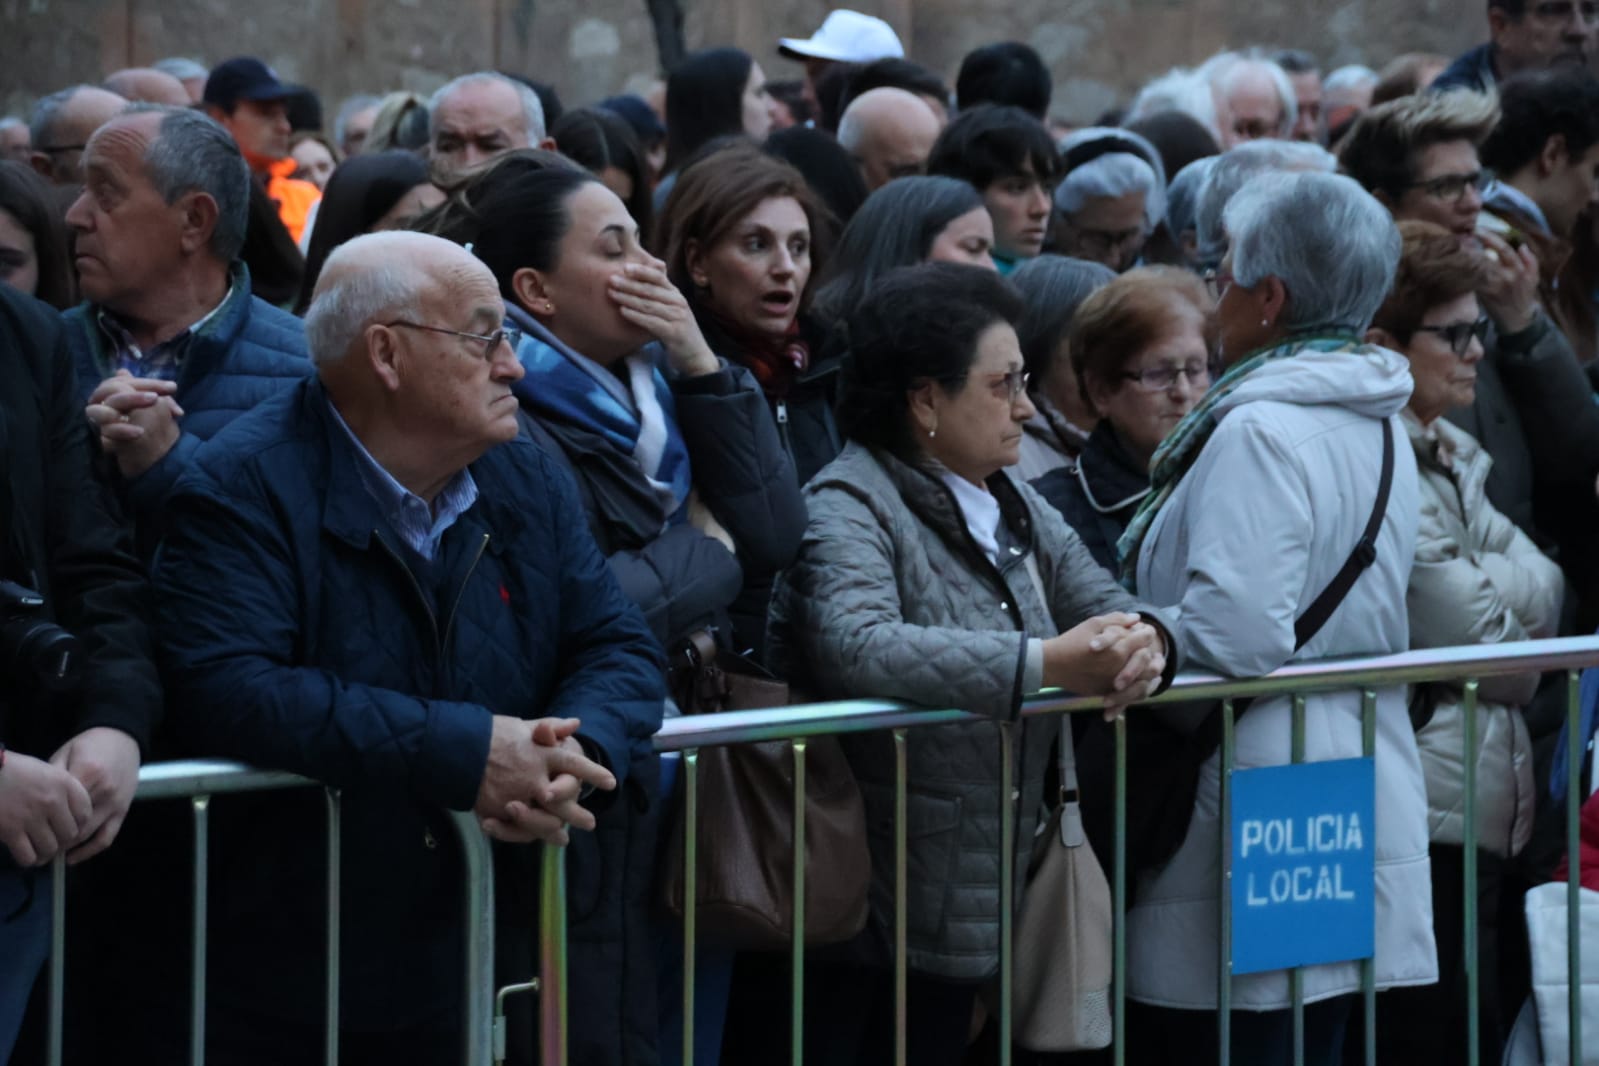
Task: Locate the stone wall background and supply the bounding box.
[1,0,1485,123]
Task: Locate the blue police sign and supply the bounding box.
[1230,757,1375,975]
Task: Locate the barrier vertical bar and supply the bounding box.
[1567,670,1583,1066]
[324,788,342,1066]
[448,810,496,1066]
[1219,700,1235,1066]
[894,729,909,1066]
[1461,680,1480,1066]
[998,721,1015,1066]
[682,749,699,1066]
[1113,714,1127,1066]
[1360,689,1378,1066]
[1290,694,1305,1066]
[790,739,808,1066]
[48,853,65,1066]
[539,841,569,1066]
[190,795,211,1066]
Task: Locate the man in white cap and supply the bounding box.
[778,9,905,111]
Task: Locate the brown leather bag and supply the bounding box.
[661,632,871,949]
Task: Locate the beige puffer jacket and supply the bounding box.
[1404,411,1563,858]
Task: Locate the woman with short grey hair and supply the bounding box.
[1118,170,1437,1066]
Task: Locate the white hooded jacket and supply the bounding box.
[1128,343,1439,1010]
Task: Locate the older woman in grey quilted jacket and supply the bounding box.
[769,262,1178,1066]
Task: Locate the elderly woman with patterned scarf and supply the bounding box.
[1118,172,1437,1066]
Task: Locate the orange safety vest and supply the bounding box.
[260,157,321,245]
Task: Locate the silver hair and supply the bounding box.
[303,247,423,367]
[334,93,381,147]
[1195,139,1336,267]
[1224,170,1400,334]
[126,104,250,262]
[1324,65,1380,94]
[29,85,92,147]
[428,72,545,145]
[1126,68,1221,144]
[1055,153,1162,233]
[153,57,209,82]
[1205,52,1299,139]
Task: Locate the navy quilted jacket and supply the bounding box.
[63,263,311,529]
[151,377,665,1030]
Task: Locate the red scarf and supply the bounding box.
[702,309,810,397]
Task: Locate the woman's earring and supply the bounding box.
[1261,318,1270,327]
[545,302,555,314]
[928,425,937,439]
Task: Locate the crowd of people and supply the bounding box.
[2,2,1599,1064]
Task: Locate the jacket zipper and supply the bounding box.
[775,397,792,463]
[374,533,445,852]
[442,533,491,651]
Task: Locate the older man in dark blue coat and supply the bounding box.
[151,231,664,1062]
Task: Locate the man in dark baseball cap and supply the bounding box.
[203,56,320,242]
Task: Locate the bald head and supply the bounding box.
[837,87,944,190]
[105,68,191,106]
[30,85,127,183]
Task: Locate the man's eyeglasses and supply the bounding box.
[382,320,521,361]
[1122,361,1211,393]
[1532,0,1597,22]
[35,144,87,156]
[1070,224,1147,258]
[1405,170,1494,204]
[1414,316,1491,356]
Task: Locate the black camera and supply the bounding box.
[0,580,81,693]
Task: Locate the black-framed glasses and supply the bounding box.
[989,368,1031,402]
[1405,169,1494,203]
[35,143,87,156]
[1414,316,1491,356]
[382,319,521,361]
[1069,224,1147,258]
[1121,361,1211,392]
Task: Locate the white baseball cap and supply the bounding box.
[778,10,905,64]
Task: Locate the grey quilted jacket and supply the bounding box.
[770,442,1176,980]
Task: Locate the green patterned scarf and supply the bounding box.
[1116,332,1365,589]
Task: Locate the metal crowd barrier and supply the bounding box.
[41,636,1599,1065]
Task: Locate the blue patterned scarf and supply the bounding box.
[508,308,693,525]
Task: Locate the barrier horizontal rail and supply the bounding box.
[652,635,1599,749]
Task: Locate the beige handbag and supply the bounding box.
[1006,726,1114,1050]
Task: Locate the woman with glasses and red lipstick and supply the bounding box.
[1033,266,1215,575]
[1363,220,1563,1065]
[770,262,1175,1066]
[656,142,837,486]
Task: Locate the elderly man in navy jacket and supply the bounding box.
[150,231,665,1061]
[64,104,308,541]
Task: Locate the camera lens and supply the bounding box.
[7,619,81,693]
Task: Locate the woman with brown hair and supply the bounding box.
[1033,266,1215,573]
[656,142,836,484]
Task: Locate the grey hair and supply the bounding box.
[1324,65,1380,94]
[1224,170,1400,334]
[1126,69,1221,144]
[1055,153,1162,233]
[29,86,90,147]
[1202,52,1298,140]
[127,104,250,262]
[1195,139,1336,267]
[153,57,209,82]
[1009,254,1117,382]
[428,72,545,145]
[303,250,422,366]
[334,93,381,146]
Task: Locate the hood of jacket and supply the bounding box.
[1213,341,1414,422]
